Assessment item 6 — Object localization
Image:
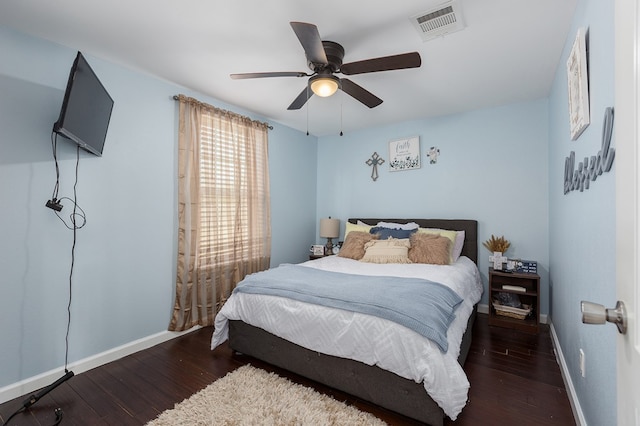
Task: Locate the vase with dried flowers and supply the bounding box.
[483,235,511,270]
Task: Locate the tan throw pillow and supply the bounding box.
[417,227,457,263]
[409,233,452,265]
[338,231,379,260]
[360,238,411,264]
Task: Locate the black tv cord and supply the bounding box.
[3,143,84,426]
[1,369,73,425]
[2,407,65,426]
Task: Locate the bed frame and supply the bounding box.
[228,219,478,426]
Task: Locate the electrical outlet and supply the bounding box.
[579,348,586,377]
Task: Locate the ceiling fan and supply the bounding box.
[230,22,422,110]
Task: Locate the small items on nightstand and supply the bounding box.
[331,241,342,255]
[309,241,343,260]
[310,244,325,256]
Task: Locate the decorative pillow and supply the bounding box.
[370,226,418,240]
[375,221,419,230]
[344,222,372,239]
[338,231,378,260]
[360,238,411,264]
[409,233,452,265]
[417,228,458,262]
[452,230,465,261]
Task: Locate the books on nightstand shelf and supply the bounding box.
[502,284,526,292]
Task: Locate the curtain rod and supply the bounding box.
[172,95,273,130]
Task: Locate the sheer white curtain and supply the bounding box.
[170,95,271,331]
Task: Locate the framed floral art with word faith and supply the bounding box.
[389,136,420,171]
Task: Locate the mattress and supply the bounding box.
[211,255,482,419]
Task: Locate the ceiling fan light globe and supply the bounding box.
[310,76,339,97]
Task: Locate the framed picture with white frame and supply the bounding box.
[566,27,590,141]
[388,136,420,171]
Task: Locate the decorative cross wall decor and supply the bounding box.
[366,152,385,181]
[428,146,440,164]
[489,251,507,270]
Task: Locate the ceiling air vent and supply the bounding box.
[411,1,465,42]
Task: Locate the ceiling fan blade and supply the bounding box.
[287,86,312,110]
[230,71,308,79]
[340,52,421,75]
[340,79,383,108]
[290,22,328,65]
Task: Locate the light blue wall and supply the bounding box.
[0,25,316,389]
[316,101,550,308]
[269,125,318,266]
[548,1,616,425]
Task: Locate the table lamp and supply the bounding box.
[319,217,340,255]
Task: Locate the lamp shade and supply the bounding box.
[319,218,340,239]
[310,75,339,97]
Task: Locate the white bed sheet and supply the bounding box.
[211,255,482,420]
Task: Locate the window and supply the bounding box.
[171,94,271,331]
[198,121,270,264]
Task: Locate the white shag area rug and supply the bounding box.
[146,365,388,425]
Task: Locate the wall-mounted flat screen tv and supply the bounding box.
[53,52,114,156]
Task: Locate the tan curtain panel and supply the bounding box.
[170,95,271,331]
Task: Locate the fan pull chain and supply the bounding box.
[340,90,343,136]
[306,85,310,136]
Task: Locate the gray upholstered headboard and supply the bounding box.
[348,218,478,264]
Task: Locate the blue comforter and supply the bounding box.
[233,264,463,352]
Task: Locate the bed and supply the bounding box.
[211,218,481,425]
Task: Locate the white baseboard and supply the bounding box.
[0,326,200,404]
[477,303,548,324]
[549,320,586,426]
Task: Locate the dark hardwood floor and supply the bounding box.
[0,314,575,425]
